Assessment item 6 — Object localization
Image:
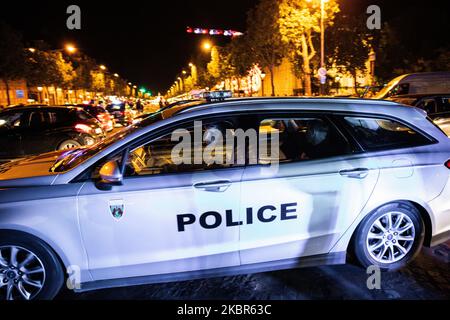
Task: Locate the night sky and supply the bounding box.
[1,0,449,93]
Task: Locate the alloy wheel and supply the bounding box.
[0,246,46,300]
[366,211,416,264]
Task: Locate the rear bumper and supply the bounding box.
[427,175,450,247]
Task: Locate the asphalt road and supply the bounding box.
[57,240,450,300]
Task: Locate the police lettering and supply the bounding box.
[177,203,298,232]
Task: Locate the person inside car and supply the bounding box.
[300,120,336,160]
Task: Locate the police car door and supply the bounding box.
[239,113,379,265]
[77,116,246,281]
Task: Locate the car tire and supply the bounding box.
[0,231,64,300]
[352,202,424,271]
[58,139,82,150]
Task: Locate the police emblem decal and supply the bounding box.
[109,200,124,220]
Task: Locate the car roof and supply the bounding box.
[173,97,403,116]
[1,105,79,113]
[390,93,450,99]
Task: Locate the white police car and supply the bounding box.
[0,98,449,300]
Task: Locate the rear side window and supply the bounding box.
[259,117,352,163]
[44,110,72,124]
[343,117,431,151]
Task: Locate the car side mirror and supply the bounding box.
[98,160,123,189]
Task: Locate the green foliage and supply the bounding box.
[278,0,340,95]
[327,14,370,89]
[246,0,286,95]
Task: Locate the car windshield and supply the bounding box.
[374,76,405,99]
[50,124,139,173]
[50,100,208,173]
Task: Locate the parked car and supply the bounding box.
[132,100,204,125]
[373,72,450,100]
[0,106,105,161]
[429,112,450,137]
[0,98,449,300]
[80,105,115,132]
[106,102,133,126]
[388,94,450,114]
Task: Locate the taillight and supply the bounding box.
[75,124,92,134]
[446,159,450,169]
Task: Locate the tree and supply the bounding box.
[0,22,26,105]
[52,52,75,89]
[226,36,256,94]
[278,0,339,95]
[91,70,106,93]
[247,0,286,96]
[327,14,371,94]
[207,46,221,80]
[72,55,96,92]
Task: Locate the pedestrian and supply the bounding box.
[136,99,143,113]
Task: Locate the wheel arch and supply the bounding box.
[348,200,434,252]
[0,228,70,272]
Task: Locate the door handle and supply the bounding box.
[339,168,370,179]
[193,180,232,192]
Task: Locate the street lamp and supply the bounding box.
[202,41,212,52]
[65,44,77,54]
[114,73,120,78]
[260,73,266,97]
[99,65,107,71]
[28,48,36,53]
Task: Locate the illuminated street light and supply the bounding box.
[65,44,77,54]
[114,73,120,78]
[189,63,194,67]
[100,65,107,71]
[202,41,212,52]
[128,82,132,86]
[182,70,187,75]
[28,48,36,53]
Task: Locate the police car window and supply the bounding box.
[124,119,245,177]
[259,118,351,164]
[343,117,430,151]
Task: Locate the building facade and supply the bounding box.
[0,79,29,106]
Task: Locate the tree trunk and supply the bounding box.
[303,59,312,96]
[352,71,358,96]
[301,35,313,96]
[269,66,276,97]
[3,79,11,106]
[237,77,241,97]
